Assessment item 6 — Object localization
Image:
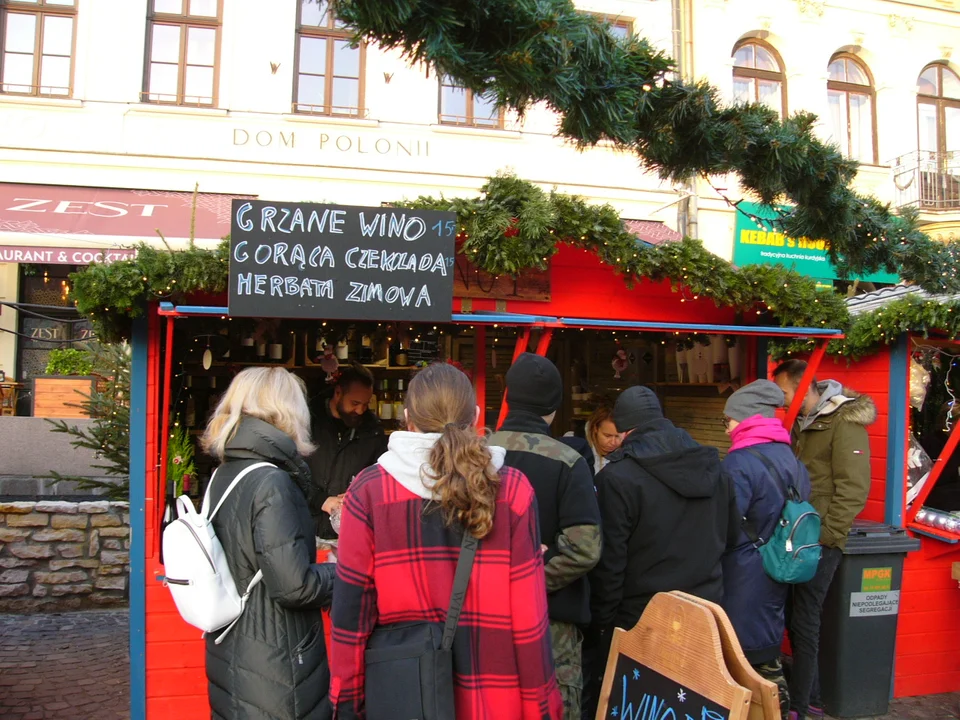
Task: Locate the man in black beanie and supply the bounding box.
[581,386,738,720]
[489,352,601,720]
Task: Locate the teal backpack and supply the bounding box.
[741,448,822,584]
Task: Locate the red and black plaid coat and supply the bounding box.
[329,463,563,720]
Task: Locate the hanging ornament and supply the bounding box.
[909,358,930,411]
[321,346,340,382]
[612,345,630,379]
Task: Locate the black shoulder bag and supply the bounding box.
[364,529,479,720]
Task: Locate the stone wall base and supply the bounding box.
[0,500,130,612]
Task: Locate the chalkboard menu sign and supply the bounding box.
[596,593,751,720]
[229,200,456,322]
[606,653,729,720]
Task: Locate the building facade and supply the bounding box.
[0,0,958,400]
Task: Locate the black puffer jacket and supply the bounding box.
[590,417,738,631]
[206,417,336,720]
[309,395,387,538]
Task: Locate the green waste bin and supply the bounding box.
[819,520,921,717]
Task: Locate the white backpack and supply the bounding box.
[161,461,274,645]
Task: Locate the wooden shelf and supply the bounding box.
[649,382,735,388]
[185,360,418,371]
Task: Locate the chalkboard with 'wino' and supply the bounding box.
[605,653,729,720]
[229,200,456,322]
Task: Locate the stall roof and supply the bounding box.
[846,284,960,316]
[622,219,682,247]
[158,303,843,338]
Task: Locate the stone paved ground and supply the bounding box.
[0,610,956,719]
[828,693,960,720]
[0,610,128,719]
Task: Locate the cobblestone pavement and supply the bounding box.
[0,610,957,719]
[828,693,960,720]
[0,610,128,720]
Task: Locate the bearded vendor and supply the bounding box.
[309,362,388,539]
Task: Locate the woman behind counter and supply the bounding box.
[330,362,562,720]
[561,405,624,478]
[201,367,336,720]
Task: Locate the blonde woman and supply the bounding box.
[201,367,335,720]
[330,362,562,720]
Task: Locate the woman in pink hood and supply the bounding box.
[720,380,811,720]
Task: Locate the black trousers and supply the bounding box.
[786,546,843,716]
[580,625,613,720]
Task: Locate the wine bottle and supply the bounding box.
[378,379,394,421]
[392,379,405,421]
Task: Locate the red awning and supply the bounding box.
[0,184,251,261]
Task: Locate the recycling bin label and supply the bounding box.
[861,567,893,592]
[850,590,900,617]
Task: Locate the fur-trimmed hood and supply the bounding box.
[805,381,877,428]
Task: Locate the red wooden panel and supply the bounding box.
[902,567,960,591]
[896,629,960,657]
[147,668,209,697]
[147,696,209,719]
[505,246,739,324]
[895,649,960,678]
[861,499,885,522]
[896,608,960,636]
[899,587,960,613]
[896,671,960,698]
[146,612,205,645]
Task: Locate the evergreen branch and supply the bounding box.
[330,0,960,291]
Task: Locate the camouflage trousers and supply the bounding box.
[755,658,791,720]
[550,621,583,720]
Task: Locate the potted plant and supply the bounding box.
[33,348,96,418]
[167,424,197,498]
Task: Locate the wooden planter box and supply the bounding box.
[32,376,96,418]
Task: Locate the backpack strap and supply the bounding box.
[441,529,479,651]
[740,447,799,547]
[213,570,263,645]
[202,461,276,521]
[744,447,800,501]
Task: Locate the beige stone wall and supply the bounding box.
[0,500,129,612]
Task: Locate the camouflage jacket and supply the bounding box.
[491,411,602,626]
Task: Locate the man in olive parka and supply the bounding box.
[774,359,876,720]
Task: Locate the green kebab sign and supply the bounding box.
[732,202,899,286]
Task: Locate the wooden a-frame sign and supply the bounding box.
[595,591,776,720]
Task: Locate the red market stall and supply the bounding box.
[825,286,960,698]
[125,202,843,718]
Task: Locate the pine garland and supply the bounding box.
[71,174,954,361]
[399,174,850,332]
[773,295,960,360]
[330,0,960,293]
[71,240,230,342]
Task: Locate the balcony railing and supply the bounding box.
[892,150,960,211]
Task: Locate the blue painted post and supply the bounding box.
[886,334,909,528]
[129,317,148,719]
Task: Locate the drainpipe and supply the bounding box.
[672,0,699,240]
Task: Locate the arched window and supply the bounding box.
[732,39,786,117]
[827,54,877,163]
[917,63,960,155]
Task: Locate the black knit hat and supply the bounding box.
[505,353,563,416]
[612,386,663,433]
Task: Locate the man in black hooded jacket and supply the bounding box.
[581,385,738,719]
